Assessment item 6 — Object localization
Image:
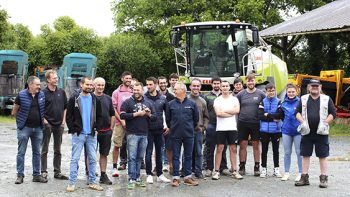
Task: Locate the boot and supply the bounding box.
[295,173,310,186]
[319,175,328,188]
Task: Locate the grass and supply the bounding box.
[0,115,16,124]
[330,118,350,136]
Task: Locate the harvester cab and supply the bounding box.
[171,21,288,96]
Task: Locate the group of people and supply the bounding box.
[12,70,336,192]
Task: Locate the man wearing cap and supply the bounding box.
[295,79,336,188]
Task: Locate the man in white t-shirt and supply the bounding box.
[211,80,243,180]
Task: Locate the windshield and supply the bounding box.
[189,29,248,77]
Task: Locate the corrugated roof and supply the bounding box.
[261,0,350,38]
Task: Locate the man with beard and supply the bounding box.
[111,71,133,176]
[13,76,47,184]
[93,77,115,185]
[236,74,265,176]
[120,82,156,189]
[66,77,103,192]
[295,79,336,188]
[41,70,68,181]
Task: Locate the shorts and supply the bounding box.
[238,121,260,141]
[97,130,112,156]
[300,134,329,158]
[216,131,238,145]
[113,125,126,147]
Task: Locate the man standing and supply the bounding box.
[295,79,336,188]
[144,77,171,184]
[167,73,179,95]
[188,78,209,179]
[111,71,133,176]
[120,82,156,189]
[41,70,68,181]
[212,80,243,180]
[12,76,47,184]
[236,74,266,176]
[93,77,115,185]
[166,82,199,187]
[66,77,103,192]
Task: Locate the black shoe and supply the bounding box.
[33,175,48,183]
[254,166,260,176]
[54,173,69,180]
[15,176,24,184]
[239,165,246,176]
[195,173,204,179]
[295,174,310,186]
[99,174,112,185]
[319,175,328,188]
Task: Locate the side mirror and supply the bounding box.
[171,32,179,47]
[251,27,260,46]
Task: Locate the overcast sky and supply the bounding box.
[1,0,115,36]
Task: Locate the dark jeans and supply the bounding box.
[172,137,194,179]
[205,124,228,171]
[261,132,281,168]
[119,135,128,166]
[192,132,203,175]
[41,124,64,174]
[146,131,164,176]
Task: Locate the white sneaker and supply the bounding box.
[232,171,243,180]
[112,168,119,177]
[157,174,171,183]
[146,175,153,184]
[273,167,282,178]
[221,169,231,176]
[203,169,212,177]
[260,168,267,178]
[212,171,220,180]
[295,173,302,182]
[281,172,290,181]
[162,164,169,172]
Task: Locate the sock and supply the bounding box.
[101,171,106,175]
[113,163,117,169]
[255,162,260,168]
[239,162,246,167]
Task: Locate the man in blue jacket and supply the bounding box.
[120,82,156,190]
[166,82,199,187]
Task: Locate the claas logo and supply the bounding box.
[201,79,212,84]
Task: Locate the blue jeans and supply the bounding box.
[193,132,203,175]
[282,134,302,173]
[127,134,148,181]
[146,131,164,176]
[172,137,194,179]
[69,133,97,185]
[16,127,43,177]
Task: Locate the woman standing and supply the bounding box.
[280,84,302,181]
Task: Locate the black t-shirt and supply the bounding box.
[95,94,115,130]
[15,93,41,128]
[43,87,67,126]
[296,95,337,134]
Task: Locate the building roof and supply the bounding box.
[260,0,350,38]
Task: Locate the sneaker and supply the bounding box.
[163,164,169,172]
[88,183,103,191]
[171,179,180,187]
[146,175,153,184]
[232,171,243,179]
[136,179,146,187]
[273,167,282,178]
[157,174,171,183]
[254,166,260,176]
[15,176,24,184]
[295,174,310,186]
[281,172,290,181]
[295,173,301,182]
[260,168,267,178]
[42,172,48,179]
[319,175,328,188]
[204,169,212,177]
[195,173,204,179]
[33,175,48,183]
[212,171,220,180]
[99,174,112,185]
[184,177,198,186]
[66,184,75,192]
[128,181,136,190]
[221,169,231,176]
[118,164,126,171]
[54,173,68,180]
[112,168,119,177]
[239,165,246,175]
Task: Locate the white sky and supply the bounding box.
[1,0,115,36]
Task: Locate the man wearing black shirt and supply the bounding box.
[12,76,47,184]
[295,79,336,188]
[41,70,68,181]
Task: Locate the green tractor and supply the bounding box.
[170,21,288,96]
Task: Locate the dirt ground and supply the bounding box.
[0,123,349,197]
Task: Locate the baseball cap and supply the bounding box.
[309,79,321,86]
